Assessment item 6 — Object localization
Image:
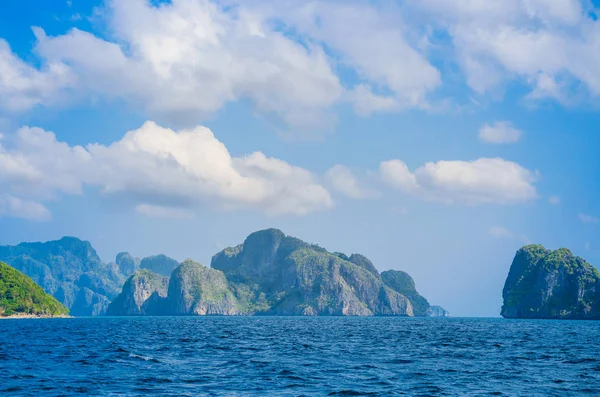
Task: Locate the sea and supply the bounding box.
[1,317,599,396]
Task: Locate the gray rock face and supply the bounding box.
[428,305,450,317]
[381,270,430,316]
[501,245,600,319]
[211,229,414,316]
[0,237,125,316]
[140,254,179,277]
[109,229,428,316]
[348,254,381,280]
[167,260,239,315]
[115,252,141,277]
[106,269,169,316]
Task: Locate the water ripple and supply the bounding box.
[1,317,599,396]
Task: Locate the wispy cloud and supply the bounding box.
[489,226,513,239]
[479,122,522,144]
[548,196,561,205]
[579,214,600,224]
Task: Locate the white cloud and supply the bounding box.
[489,226,513,239]
[579,213,600,224]
[260,1,441,114]
[0,194,51,221]
[0,121,333,219]
[410,0,600,103]
[3,0,600,126]
[0,126,90,198]
[0,0,342,131]
[0,40,72,113]
[324,165,379,200]
[479,121,522,144]
[135,204,195,220]
[548,195,561,205]
[380,157,538,204]
[0,0,445,130]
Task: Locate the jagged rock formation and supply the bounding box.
[168,260,239,315]
[110,229,435,316]
[140,254,179,277]
[348,254,381,280]
[210,229,413,316]
[115,252,141,277]
[0,237,125,316]
[381,270,432,316]
[0,261,69,317]
[3,229,442,318]
[106,269,169,316]
[428,305,450,317]
[501,244,600,319]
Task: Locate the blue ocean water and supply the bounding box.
[1,317,599,396]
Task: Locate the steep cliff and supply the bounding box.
[167,260,239,315]
[501,245,600,319]
[106,229,444,317]
[381,270,431,316]
[0,237,125,316]
[115,252,141,277]
[106,269,169,316]
[140,254,179,277]
[211,229,413,316]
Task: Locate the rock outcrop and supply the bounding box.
[140,254,179,277]
[106,269,169,316]
[109,229,438,316]
[501,244,600,319]
[210,229,413,316]
[381,270,432,316]
[167,259,240,315]
[428,305,450,317]
[115,252,141,277]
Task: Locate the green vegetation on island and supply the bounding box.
[0,238,179,316]
[0,261,69,317]
[108,228,448,317]
[1,229,447,317]
[501,244,600,319]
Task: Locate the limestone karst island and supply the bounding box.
[2,228,599,320]
[1,229,449,318]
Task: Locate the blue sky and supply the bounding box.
[1,0,600,316]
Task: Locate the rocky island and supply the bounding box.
[501,244,600,319]
[0,261,69,318]
[0,238,179,316]
[107,229,448,317]
[0,229,448,317]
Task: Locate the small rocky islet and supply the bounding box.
[501,244,600,319]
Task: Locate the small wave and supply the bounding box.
[563,358,597,364]
[138,377,173,384]
[386,358,414,364]
[328,390,377,396]
[128,353,160,363]
[1,387,23,393]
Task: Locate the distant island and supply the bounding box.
[501,244,600,319]
[107,229,449,316]
[0,238,180,316]
[0,261,69,318]
[0,229,448,318]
